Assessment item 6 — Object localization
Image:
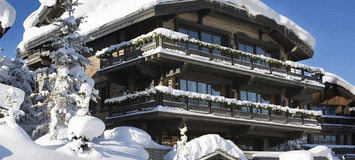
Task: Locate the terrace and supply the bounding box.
[105,86,321,130]
[97,28,324,86]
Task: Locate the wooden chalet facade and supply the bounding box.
[23,0,329,151]
[302,82,355,156]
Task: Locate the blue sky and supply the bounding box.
[1,0,355,85]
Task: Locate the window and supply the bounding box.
[161,135,178,147]
[312,106,323,114]
[325,135,336,145]
[178,28,198,50]
[238,43,253,62]
[324,106,336,115]
[238,43,273,64]
[178,27,222,54]
[201,32,221,54]
[180,79,221,107]
[240,90,270,114]
[313,135,325,144]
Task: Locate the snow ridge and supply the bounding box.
[323,72,355,96]
[105,86,322,116]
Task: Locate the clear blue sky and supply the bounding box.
[1,0,355,85]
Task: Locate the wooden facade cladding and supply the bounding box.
[311,86,354,107]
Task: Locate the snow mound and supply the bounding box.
[104,126,151,147]
[0,83,25,110]
[323,72,355,96]
[0,123,79,160]
[279,150,313,160]
[164,134,247,160]
[68,115,105,141]
[0,0,16,28]
[309,145,334,160]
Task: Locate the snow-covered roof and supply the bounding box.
[323,72,355,97]
[0,0,16,29]
[20,0,315,52]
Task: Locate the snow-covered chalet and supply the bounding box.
[19,0,349,151]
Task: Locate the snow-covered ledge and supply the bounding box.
[96,28,324,75]
[105,86,322,117]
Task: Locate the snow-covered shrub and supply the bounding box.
[104,126,151,147]
[164,134,248,160]
[0,84,25,127]
[66,115,104,154]
[32,0,98,140]
[272,135,307,151]
[173,125,190,160]
[0,51,40,137]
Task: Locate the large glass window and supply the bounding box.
[179,28,222,54]
[324,107,336,115]
[240,90,270,114]
[178,28,198,50]
[201,32,221,54]
[238,43,273,64]
[180,79,221,107]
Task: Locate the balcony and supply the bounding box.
[98,28,324,85]
[319,115,355,132]
[105,86,320,130]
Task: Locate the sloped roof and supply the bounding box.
[19,0,315,53]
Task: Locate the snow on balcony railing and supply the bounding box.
[96,28,324,75]
[105,86,322,117]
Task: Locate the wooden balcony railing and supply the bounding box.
[107,92,319,127]
[100,37,323,83]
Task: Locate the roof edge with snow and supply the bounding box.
[20,0,315,60]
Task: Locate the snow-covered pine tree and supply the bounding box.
[32,0,98,140]
[0,48,41,138]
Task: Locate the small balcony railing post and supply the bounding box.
[208,101,212,114]
[209,49,213,61]
[123,102,127,115]
[268,109,271,121]
[301,114,305,125]
[301,70,305,80]
[230,105,234,117]
[250,107,253,119]
[109,53,113,66]
[286,66,291,75]
[185,97,189,111]
[269,63,273,74]
[108,104,112,117]
[250,58,254,70]
[155,93,163,106]
[285,112,289,124]
[231,54,234,65]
